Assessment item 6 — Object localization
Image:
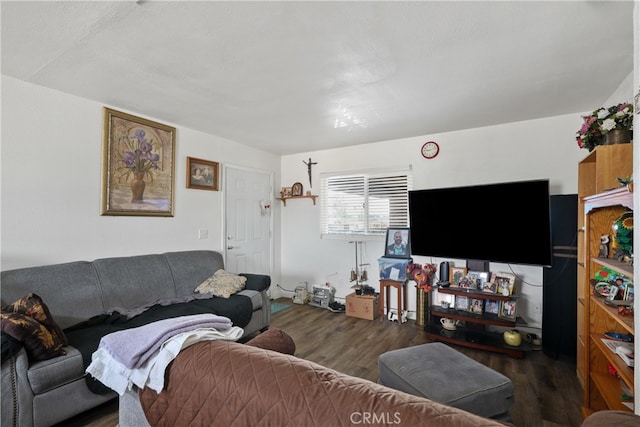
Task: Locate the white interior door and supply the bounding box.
[224,166,273,276]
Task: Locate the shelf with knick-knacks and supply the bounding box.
[278,182,317,206]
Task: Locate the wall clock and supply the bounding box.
[421,141,440,159]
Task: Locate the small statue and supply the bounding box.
[599,234,610,258]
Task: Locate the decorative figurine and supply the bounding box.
[599,234,610,258]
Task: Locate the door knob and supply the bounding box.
[227,245,234,250]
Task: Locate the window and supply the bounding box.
[320,169,412,239]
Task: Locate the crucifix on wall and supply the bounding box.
[303,158,317,188]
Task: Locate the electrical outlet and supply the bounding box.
[198,229,208,239]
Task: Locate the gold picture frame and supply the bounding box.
[186,157,219,191]
[491,272,516,296]
[101,108,176,216]
[449,266,468,287]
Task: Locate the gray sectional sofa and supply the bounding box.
[0,250,271,427]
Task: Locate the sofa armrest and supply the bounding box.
[2,347,34,427]
[240,274,271,293]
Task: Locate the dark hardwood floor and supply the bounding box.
[61,298,584,427]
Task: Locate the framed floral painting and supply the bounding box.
[101,108,176,216]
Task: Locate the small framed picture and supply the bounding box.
[186,157,219,191]
[498,300,517,321]
[449,266,468,287]
[485,300,500,314]
[469,271,489,288]
[469,298,484,315]
[291,182,304,196]
[482,281,498,293]
[458,275,477,289]
[455,296,469,311]
[491,272,516,296]
[281,187,292,197]
[384,228,411,259]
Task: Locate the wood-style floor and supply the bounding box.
[59,298,584,427]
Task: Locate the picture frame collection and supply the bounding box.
[450,295,518,320]
[447,270,518,320]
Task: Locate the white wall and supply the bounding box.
[0,76,281,273]
[2,71,633,336]
[278,107,631,332]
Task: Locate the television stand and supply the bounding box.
[424,287,530,358]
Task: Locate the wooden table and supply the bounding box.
[379,279,408,320]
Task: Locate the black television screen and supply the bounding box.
[408,179,552,267]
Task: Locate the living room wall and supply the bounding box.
[1,76,281,272]
[277,73,634,332]
[2,72,633,334]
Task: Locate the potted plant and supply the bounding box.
[576,102,633,151]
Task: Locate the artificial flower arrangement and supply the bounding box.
[407,262,437,292]
[576,102,633,151]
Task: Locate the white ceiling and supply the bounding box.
[1,1,634,155]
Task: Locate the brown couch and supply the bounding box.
[120,329,511,426]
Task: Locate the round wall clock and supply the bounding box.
[421,141,440,159]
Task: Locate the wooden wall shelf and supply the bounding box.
[277,195,318,206]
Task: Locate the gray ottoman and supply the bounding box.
[378,342,514,421]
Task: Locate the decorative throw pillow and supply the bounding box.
[2,293,68,345]
[194,269,247,298]
[0,312,66,360]
[1,293,68,361]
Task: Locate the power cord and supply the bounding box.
[277,284,296,293]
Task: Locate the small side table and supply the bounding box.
[379,279,408,321]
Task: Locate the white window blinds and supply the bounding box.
[320,169,412,238]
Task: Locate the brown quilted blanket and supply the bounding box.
[140,340,509,427]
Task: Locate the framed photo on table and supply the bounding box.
[384,228,411,259]
[455,296,469,311]
[449,266,467,287]
[498,300,517,321]
[485,300,500,314]
[469,298,484,315]
[491,272,516,296]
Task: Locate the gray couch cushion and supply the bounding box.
[94,254,176,310]
[164,250,225,296]
[1,261,103,330]
[28,347,85,394]
[378,342,514,419]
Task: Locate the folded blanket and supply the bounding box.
[97,314,233,369]
[87,326,243,395]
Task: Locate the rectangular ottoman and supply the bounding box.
[378,342,514,421]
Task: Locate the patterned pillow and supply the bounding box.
[1,293,68,361]
[194,269,247,298]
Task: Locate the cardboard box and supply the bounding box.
[346,293,379,320]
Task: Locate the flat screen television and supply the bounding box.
[408,179,552,267]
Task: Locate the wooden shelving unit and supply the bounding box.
[277,194,318,206]
[576,143,634,417]
[425,287,528,359]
